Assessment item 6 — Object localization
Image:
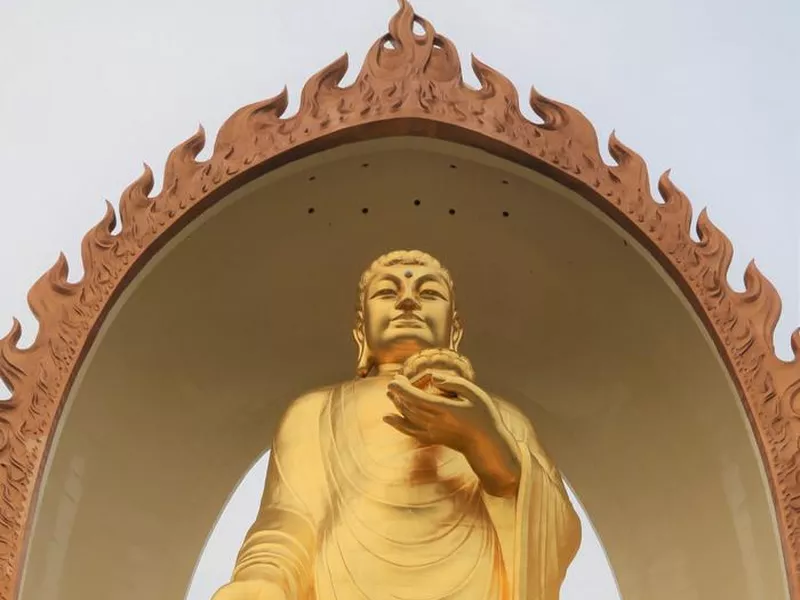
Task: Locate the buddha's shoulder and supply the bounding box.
[282,384,335,418]
[280,380,359,422]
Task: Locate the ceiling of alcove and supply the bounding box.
[21,137,787,600]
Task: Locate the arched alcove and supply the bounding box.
[2,3,798,599]
[17,138,788,599]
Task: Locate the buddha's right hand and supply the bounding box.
[211,580,288,600]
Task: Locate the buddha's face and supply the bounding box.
[363,264,456,365]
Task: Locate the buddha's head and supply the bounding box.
[354,250,463,377]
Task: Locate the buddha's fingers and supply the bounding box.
[430,376,486,406]
[388,376,462,408]
[389,393,440,421]
[383,414,430,441]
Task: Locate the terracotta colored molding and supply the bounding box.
[0,1,797,597]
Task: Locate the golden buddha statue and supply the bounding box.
[212,250,581,600]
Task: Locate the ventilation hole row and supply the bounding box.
[305,204,510,217]
[306,171,512,186]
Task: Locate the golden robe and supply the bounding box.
[214,377,580,600]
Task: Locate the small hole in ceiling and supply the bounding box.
[449,209,456,215]
[449,164,457,169]
[383,37,396,50]
[308,175,316,182]
[413,199,421,206]
[412,19,425,37]
[308,208,315,214]
[502,211,509,217]
[362,208,369,214]
[361,162,370,168]
[502,179,509,185]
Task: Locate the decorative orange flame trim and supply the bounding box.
[0,0,798,596]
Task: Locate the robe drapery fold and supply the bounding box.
[212,382,581,600]
[502,410,582,600]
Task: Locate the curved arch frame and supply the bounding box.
[0,2,797,597]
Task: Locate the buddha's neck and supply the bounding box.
[375,363,403,376]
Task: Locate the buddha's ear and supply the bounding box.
[353,319,373,377]
[450,311,464,352]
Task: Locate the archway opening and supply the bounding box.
[20,137,787,600]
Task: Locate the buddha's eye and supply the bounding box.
[371,288,398,299]
[420,289,446,300]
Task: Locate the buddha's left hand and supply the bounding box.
[386,373,521,497]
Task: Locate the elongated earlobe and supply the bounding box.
[353,322,374,377]
[450,312,464,352]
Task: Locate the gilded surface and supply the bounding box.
[0,0,798,597]
[212,251,581,600]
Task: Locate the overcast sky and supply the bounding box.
[1,0,798,599]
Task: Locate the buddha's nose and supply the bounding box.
[396,294,420,311]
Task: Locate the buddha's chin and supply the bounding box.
[377,335,436,363]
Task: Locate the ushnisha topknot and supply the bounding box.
[401,348,475,383]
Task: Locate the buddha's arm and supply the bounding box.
[484,401,581,600]
[213,390,329,600]
[520,440,581,599]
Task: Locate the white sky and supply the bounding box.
[1,1,798,599]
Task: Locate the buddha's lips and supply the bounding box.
[391,313,423,323]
